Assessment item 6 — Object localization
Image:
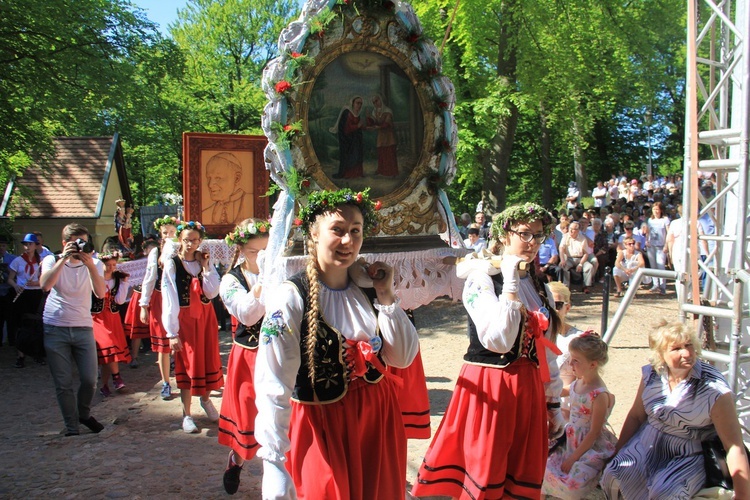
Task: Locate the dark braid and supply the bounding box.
[529,264,560,342]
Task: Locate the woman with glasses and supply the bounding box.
[413,202,563,500]
[613,237,646,297]
[162,221,224,433]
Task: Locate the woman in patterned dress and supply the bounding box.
[601,321,750,499]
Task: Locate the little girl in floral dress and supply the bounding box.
[543,332,617,499]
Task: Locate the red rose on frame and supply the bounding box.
[374,200,383,210]
[293,218,303,227]
[291,52,302,58]
[275,80,292,94]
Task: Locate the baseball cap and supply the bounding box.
[22,233,40,244]
[631,179,638,185]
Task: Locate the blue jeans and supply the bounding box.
[44,325,98,434]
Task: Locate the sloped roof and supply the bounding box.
[1,135,131,218]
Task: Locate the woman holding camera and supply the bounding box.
[92,251,131,396]
[162,221,224,434]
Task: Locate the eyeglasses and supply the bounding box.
[509,230,546,243]
[554,301,567,310]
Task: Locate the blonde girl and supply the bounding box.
[543,332,616,499]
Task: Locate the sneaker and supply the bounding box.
[79,416,104,433]
[129,358,139,369]
[223,452,243,494]
[160,382,172,400]
[182,415,199,434]
[100,385,112,397]
[14,357,24,368]
[201,398,220,422]
[112,374,126,392]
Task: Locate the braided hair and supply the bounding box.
[303,236,322,383]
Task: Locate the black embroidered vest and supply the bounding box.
[226,266,262,350]
[464,273,540,368]
[91,276,121,314]
[173,256,210,307]
[288,273,385,404]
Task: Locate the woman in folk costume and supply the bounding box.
[161,220,224,434]
[139,216,179,399]
[122,236,159,368]
[92,251,131,397]
[218,218,270,495]
[254,188,419,499]
[412,202,564,500]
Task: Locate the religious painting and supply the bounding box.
[306,50,424,199]
[182,133,269,238]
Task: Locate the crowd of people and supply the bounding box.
[0,176,745,499]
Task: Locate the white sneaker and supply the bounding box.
[201,398,219,422]
[182,415,199,434]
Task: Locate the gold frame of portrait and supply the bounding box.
[291,10,443,239]
[183,132,269,238]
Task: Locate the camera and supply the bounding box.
[74,238,94,253]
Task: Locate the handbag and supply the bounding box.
[702,433,750,489]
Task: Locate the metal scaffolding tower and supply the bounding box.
[683,0,750,424]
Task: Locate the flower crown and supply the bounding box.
[225,220,272,246]
[153,215,180,231]
[177,220,206,238]
[294,188,382,235]
[99,250,121,262]
[491,202,555,240]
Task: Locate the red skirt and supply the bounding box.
[173,291,224,395]
[390,348,431,439]
[411,359,547,500]
[217,343,259,460]
[148,290,170,354]
[93,309,132,365]
[287,377,407,500]
[123,290,149,339]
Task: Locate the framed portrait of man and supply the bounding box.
[182,133,269,237]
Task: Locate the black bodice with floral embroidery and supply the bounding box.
[91,276,121,314]
[288,273,385,404]
[464,273,539,367]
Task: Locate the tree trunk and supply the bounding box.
[481,0,518,214]
[572,117,588,201]
[539,106,553,208]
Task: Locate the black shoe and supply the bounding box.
[222,454,243,494]
[79,416,104,433]
[64,431,80,437]
[14,357,24,368]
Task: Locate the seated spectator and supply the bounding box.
[601,322,750,499]
[463,225,487,253]
[612,237,645,297]
[537,234,563,283]
[559,221,598,293]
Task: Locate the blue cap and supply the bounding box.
[22,233,40,244]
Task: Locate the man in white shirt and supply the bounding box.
[592,181,608,208]
[559,221,598,293]
[565,181,580,214]
[40,223,106,436]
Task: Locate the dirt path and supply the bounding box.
[0,284,680,498]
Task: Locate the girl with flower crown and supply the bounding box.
[218,218,270,495]
[161,220,224,433]
[254,188,419,499]
[412,202,563,500]
[138,216,179,399]
[92,252,131,397]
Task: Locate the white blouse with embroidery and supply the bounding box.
[254,279,419,463]
[220,267,264,327]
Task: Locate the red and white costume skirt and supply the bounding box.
[173,281,224,395]
[123,290,149,340]
[412,359,547,500]
[93,307,132,365]
[217,343,259,460]
[389,347,431,439]
[287,377,407,500]
[147,290,170,354]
